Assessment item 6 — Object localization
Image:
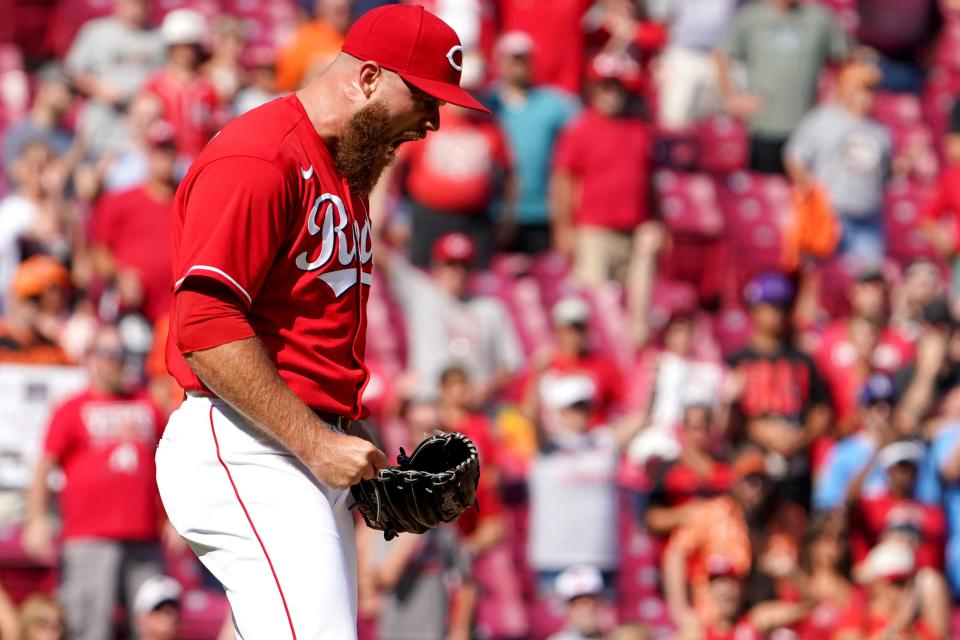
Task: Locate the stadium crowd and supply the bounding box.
[3,0,960,638]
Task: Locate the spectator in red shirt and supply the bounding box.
[797,513,854,640]
[399,103,515,269]
[834,540,944,640]
[523,295,624,424]
[552,54,655,285]
[644,404,735,537]
[144,10,223,159]
[23,323,166,640]
[844,440,946,572]
[920,161,960,264]
[91,122,177,323]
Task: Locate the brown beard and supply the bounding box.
[335,100,394,198]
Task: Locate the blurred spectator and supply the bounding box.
[486,31,580,255]
[843,440,946,572]
[834,539,944,640]
[920,151,960,267]
[643,403,734,537]
[683,555,808,640]
[625,310,725,464]
[894,298,960,433]
[132,575,181,640]
[929,417,960,598]
[144,10,223,159]
[234,47,282,115]
[815,374,941,512]
[552,54,654,285]
[785,61,893,268]
[798,513,853,639]
[647,0,739,130]
[64,0,164,157]
[527,295,624,424]
[727,272,831,507]
[609,623,649,640]
[358,526,474,640]
[660,448,756,632]
[380,232,523,403]
[523,372,643,590]
[495,0,588,95]
[399,102,515,269]
[2,63,76,179]
[23,324,166,640]
[203,16,247,104]
[889,260,944,340]
[276,0,351,91]
[100,92,165,194]
[547,564,609,640]
[813,270,914,434]
[715,0,849,174]
[0,140,78,308]
[0,257,72,365]
[91,121,177,323]
[856,0,942,94]
[16,594,65,640]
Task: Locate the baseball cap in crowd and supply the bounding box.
[877,440,925,470]
[705,555,745,580]
[859,540,915,583]
[161,9,207,46]
[859,372,895,407]
[585,53,643,92]
[133,575,182,615]
[552,296,591,327]
[342,5,490,113]
[744,272,794,307]
[541,374,596,410]
[145,120,177,148]
[495,31,534,58]
[431,232,476,265]
[555,564,604,601]
[12,256,70,299]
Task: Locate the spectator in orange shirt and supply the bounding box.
[0,257,72,365]
[275,0,352,91]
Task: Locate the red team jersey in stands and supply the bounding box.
[166,95,373,418]
[44,390,165,541]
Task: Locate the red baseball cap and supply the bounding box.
[432,232,476,265]
[342,4,490,114]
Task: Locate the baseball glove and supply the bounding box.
[351,431,480,540]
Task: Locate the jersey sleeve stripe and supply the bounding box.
[174,265,253,306]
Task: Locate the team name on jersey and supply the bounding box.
[295,193,373,297]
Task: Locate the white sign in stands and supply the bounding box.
[0,364,88,490]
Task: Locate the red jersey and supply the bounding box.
[704,618,761,640]
[553,108,654,232]
[166,95,373,418]
[144,70,223,157]
[43,389,164,541]
[92,185,174,322]
[403,106,512,214]
[834,596,938,640]
[518,351,624,424]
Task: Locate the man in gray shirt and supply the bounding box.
[785,61,893,267]
[65,0,164,157]
[716,0,849,174]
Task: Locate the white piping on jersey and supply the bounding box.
[317,268,373,297]
[300,165,314,180]
[175,265,253,305]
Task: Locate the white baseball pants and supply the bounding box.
[156,394,358,640]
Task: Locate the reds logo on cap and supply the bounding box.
[341,5,489,114]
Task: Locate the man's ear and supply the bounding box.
[356,61,383,99]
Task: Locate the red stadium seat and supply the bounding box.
[655,171,724,237]
[885,178,939,264]
[696,114,747,174]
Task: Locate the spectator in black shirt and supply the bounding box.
[727,272,831,507]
